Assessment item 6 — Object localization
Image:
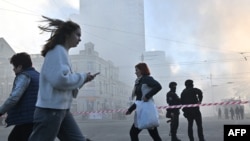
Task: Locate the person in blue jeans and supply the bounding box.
[28,16,97,141]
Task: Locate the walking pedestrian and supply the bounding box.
[28,16,96,141]
[0,52,39,141]
[180,79,205,141]
[125,62,162,141]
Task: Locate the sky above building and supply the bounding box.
[144,0,250,103]
[1,0,250,105]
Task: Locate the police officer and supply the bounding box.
[166,82,181,141]
[181,79,205,141]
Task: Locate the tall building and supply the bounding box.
[72,0,146,85]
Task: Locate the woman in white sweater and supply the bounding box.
[29,16,95,141]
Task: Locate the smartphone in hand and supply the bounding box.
[93,72,100,77]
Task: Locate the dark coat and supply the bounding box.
[128,75,162,113]
[166,91,181,117]
[181,87,203,118]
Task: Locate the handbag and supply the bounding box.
[136,100,160,129]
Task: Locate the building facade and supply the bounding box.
[0,38,16,104]
[69,42,131,118]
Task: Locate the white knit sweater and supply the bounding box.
[36,45,87,109]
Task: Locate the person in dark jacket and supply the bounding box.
[166,81,181,141]
[125,62,162,141]
[0,52,39,141]
[180,79,205,141]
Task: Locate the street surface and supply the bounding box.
[0,116,249,141]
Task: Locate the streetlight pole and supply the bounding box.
[210,73,216,116]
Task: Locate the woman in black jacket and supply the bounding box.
[125,62,162,141]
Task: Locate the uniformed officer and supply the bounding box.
[166,82,181,141]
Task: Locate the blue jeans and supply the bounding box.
[29,107,87,141]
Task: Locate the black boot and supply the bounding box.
[171,135,181,141]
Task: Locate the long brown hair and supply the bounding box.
[39,16,80,57]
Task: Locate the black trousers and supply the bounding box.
[186,111,205,141]
[170,113,179,136]
[8,123,33,141]
[129,124,162,141]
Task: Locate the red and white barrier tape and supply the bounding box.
[0,101,248,117]
[73,100,249,115]
[157,100,249,109]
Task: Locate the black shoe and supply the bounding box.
[172,137,181,141]
[86,138,92,141]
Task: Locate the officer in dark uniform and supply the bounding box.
[181,79,205,141]
[166,82,181,141]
